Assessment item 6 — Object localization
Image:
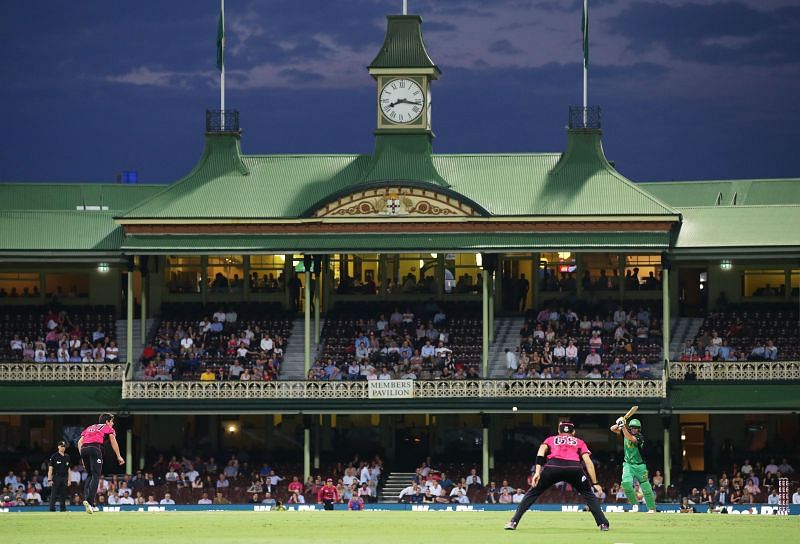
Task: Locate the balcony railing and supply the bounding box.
[205,109,240,133]
[669,361,800,381]
[0,362,126,382]
[122,378,664,400]
[568,106,601,129]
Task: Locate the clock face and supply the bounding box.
[380,78,425,124]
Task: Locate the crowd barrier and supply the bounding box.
[2,503,798,515]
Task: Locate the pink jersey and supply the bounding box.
[543,434,591,462]
[81,423,115,446]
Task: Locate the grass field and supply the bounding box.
[1,511,796,543]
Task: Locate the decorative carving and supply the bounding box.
[669,361,800,380]
[0,363,126,382]
[122,379,666,400]
[316,187,477,218]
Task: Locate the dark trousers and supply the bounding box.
[322,499,334,510]
[510,464,608,527]
[49,475,68,511]
[80,446,103,506]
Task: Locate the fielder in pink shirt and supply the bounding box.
[77,413,124,513]
[505,421,609,532]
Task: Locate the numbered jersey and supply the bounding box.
[80,423,115,446]
[543,434,591,463]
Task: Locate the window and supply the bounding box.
[332,254,380,295]
[165,256,202,294]
[45,273,89,298]
[249,255,285,292]
[0,272,40,298]
[207,256,244,293]
[397,253,437,294]
[538,252,576,293]
[624,255,662,291]
[445,253,478,294]
[743,270,785,297]
[580,253,620,291]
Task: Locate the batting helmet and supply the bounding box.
[628,418,642,428]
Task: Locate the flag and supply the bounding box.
[581,0,589,69]
[216,8,224,71]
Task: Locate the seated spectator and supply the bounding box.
[450,484,469,504]
[512,488,525,504]
[465,468,482,490]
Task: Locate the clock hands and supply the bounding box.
[387,98,423,108]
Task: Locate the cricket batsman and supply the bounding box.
[610,417,657,513]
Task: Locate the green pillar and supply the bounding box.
[662,266,670,385]
[314,273,321,346]
[663,424,672,488]
[126,271,134,365]
[138,420,146,470]
[482,425,490,486]
[140,273,147,345]
[482,266,489,377]
[303,426,311,482]
[304,269,311,375]
[488,271,495,342]
[125,428,133,469]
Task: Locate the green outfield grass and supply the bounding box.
[1,511,796,544]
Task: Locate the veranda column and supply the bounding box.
[481,256,489,377]
[662,259,671,390]
[303,426,311,482]
[126,265,134,367]
[314,256,323,346]
[138,418,146,470]
[663,421,672,488]
[304,255,312,376]
[488,271,495,342]
[140,268,147,345]
[482,414,490,485]
[126,428,133,469]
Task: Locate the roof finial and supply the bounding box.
[403,0,407,15]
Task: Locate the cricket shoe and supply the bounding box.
[503,521,517,530]
[82,500,93,514]
[599,524,610,532]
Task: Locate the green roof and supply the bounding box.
[674,205,800,251]
[368,15,440,73]
[638,178,800,207]
[120,130,679,220]
[0,211,123,253]
[0,183,167,211]
[121,232,672,253]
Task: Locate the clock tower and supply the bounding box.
[368,15,440,134]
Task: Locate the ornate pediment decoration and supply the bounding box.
[313,186,479,218]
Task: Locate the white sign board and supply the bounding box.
[367,380,414,399]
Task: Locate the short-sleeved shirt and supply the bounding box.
[81,423,115,447]
[543,434,591,465]
[48,452,70,476]
[623,432,646,465]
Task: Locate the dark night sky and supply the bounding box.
[1,0,798,184]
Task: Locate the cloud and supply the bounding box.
[608,2,800,66]
[106,67,212,89]
[489,39,523,55]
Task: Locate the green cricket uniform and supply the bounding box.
[620,429,657,511]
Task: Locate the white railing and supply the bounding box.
[669,361,800,381]
[122,379,665,400]
[0,362,127,382]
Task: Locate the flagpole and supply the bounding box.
[403,1,407,15]
[220,0,225,130]
[582,0,588,126]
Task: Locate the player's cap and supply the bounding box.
[559,421,575,433]
[628,418,642,428]
[57,440,67,447]
[326,478,333,482]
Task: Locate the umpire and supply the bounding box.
[48,440,70,512]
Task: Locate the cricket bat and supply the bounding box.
[614,405,638,430]
[622,405,639,421]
